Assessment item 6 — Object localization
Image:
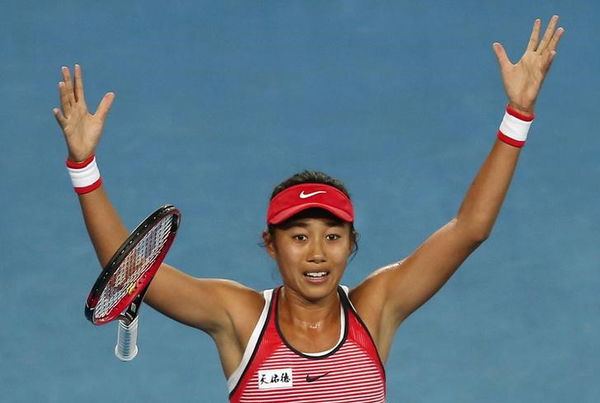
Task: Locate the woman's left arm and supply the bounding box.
[359,16,565,328]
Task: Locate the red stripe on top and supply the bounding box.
[506,105,535,121]
[66,154,95,169]
[229,286,386,403]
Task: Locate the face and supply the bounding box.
[263,211,354,302]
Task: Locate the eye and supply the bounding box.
[293,234,308,241]
[326,233,341,241]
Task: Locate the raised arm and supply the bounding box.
[354,17,565,340]
[54,66,259,336]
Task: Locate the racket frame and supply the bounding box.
[84,204,180,326]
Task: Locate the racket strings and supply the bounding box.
[94,215,174,320]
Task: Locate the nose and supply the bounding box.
[307,239,326,264]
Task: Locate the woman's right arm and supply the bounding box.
[54,65,260,335]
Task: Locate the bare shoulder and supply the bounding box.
[146,264,266,336]
[211,278,264,303]
[349,261,403,311]
[193,279,267,361]
[199,278,266,330]
[348,261,406,361]
[218,279,266,320]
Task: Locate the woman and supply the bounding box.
[55,16,564,402]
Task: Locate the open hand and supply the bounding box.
[493,15,565,115]
[53,65,115,162]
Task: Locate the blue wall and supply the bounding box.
[1,1,598,401]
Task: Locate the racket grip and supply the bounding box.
[115,317,139,361]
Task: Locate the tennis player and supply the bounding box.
[55,17,564,402]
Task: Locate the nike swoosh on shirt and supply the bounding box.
[299,191,327,199]
[306,372,330,382]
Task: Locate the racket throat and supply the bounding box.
[119,290,146,325]
[118,310,137,325]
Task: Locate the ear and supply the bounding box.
[262,230,277,259]
[350,229,359,255]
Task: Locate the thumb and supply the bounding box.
[492,42,512,70]
[95,92,115,121]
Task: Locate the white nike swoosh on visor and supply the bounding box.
[299,190,327,199]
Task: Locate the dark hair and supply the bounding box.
[266,170,359,258]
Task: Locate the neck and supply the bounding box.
[278,286,340,331]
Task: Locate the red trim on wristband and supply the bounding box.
[497,131,526,148]
[66,154,96,169]
[74,177,103,195]
[506,105,535,122]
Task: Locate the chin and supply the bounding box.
[295,277,340,301]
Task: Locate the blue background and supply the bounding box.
[1,1,598,402]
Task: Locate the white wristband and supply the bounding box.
[66,154,102,194]
[497,105,535,148]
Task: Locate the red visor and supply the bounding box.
[267,183,354,224]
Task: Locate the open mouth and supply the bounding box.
[303,271,330,282]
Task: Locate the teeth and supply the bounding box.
[305,272,328,278]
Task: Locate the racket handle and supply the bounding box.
[115,317,139,361]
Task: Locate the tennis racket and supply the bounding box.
[84,205,181,361]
